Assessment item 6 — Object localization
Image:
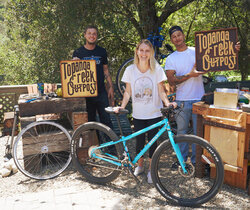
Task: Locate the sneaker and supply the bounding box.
[147,171,153,184]
[134,166,144,176]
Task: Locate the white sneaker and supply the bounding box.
[147,171,153,184]
[134,166,144,176]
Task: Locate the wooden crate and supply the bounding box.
[2,112,19,136]
[36,113,60,121]
[68,111,88,130]
[203,107,246,170]
[21,130,70,171]
[20,116,36,134]
[76,129,99,164]
[22,131,70,156]
[193,102,249,190]
[18,96,86,117]
[214,91,238,109]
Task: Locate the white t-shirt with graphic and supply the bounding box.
[165,47,204,101]
[122,63,167,119]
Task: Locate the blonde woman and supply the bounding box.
[114,39,176,183]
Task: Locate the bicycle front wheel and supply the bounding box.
[71,122,123,184]
[151,135,224,207]
[13,121,71,180]
[116,57,134,98]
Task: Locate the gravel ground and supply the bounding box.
[0,134,249,210]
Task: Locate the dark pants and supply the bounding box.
[133,117,161,158]
[86,91,115,153]
[86,91,113,129]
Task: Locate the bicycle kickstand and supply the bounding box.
[4,141,12,161]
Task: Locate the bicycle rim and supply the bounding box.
[116,57,134,98]
[71,122,122,184]
[151,135,224,207]
[13,121,71,180]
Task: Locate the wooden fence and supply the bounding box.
[0,85,29,125]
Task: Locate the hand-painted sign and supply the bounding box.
[195,28,238,72]
[60,60,97,98]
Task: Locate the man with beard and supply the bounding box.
[73,25,114,132]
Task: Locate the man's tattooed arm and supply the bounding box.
[166,65,204,86]
[166,70,191,86]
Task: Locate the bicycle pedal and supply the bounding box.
[128,167,141,184]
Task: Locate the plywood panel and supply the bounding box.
[210,127,238,166]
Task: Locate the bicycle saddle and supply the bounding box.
[105,106,129,115]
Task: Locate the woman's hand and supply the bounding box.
[113,106,122,113]
[165,102,177,109]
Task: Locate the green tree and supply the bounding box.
[2,0,197,84]
[1,0,249,85]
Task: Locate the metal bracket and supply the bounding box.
[203,120,245,132]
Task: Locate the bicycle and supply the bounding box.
[4,105,72,180]
[70,106,224,207]
[116,27,174,98]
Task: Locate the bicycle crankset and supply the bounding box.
[88,145,102,158]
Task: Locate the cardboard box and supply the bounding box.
[214,91,238,109]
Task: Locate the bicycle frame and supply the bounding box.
[90,117,188,174]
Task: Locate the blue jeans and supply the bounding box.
[175,100,199,164]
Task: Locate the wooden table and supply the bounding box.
[193,102,250,193]
[18,94,86,117]
[18,94,88,130]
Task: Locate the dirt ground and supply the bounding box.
[0,135,249,210]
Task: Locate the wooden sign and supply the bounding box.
[60,60,98,98]
[195,28,238,72]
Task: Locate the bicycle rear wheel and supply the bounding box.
[151,135,224,207]
[13,121,71,180]
[116,57,134,98]
[71,122,123,184]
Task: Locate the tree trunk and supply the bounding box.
[239,45,249,81]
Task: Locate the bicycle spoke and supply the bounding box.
[71,122,122,184]
[13,121,71,180]
[151,135,224,207]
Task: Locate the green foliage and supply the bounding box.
[0,0,249,85]
[1,0,138,84]
[162,0,249,80]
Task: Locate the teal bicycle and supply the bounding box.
[71,106,224,207]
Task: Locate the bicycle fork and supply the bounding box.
[166,123,188,174]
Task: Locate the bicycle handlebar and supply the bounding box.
[160,105,181,116]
